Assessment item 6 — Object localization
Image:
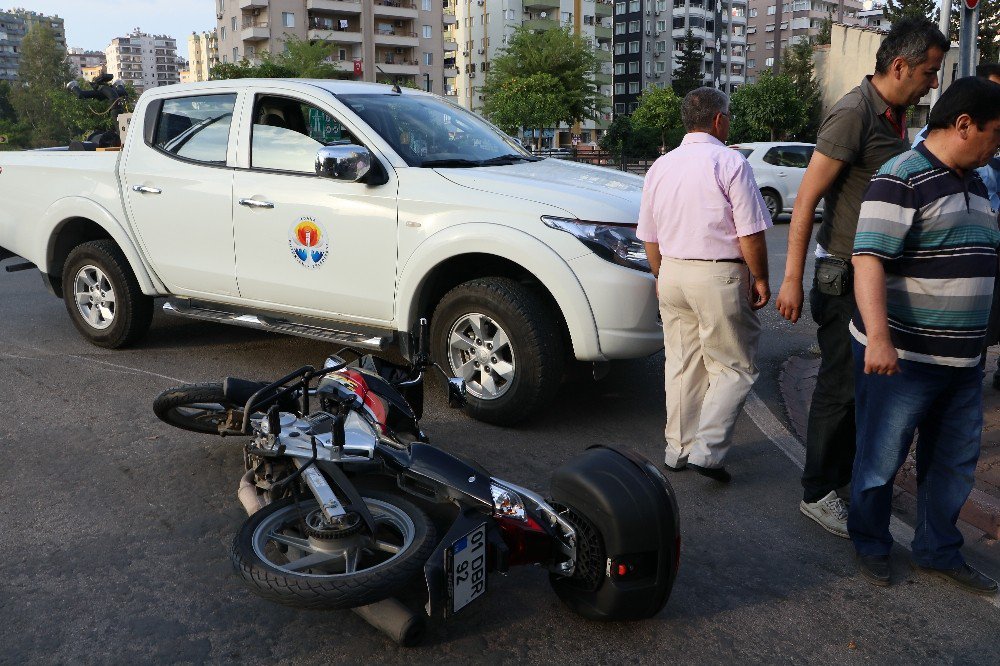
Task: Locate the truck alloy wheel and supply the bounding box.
[61,240,153,349]
[431,277,564,426]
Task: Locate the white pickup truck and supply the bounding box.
[0,79,660,424]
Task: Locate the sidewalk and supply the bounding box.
[779,351,1000,539]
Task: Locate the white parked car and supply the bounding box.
[730,142,823,221]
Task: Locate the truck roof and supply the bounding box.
[148,79,425,98]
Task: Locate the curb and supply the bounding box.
[779,357,1000,540]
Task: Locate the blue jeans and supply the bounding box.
[849,339,983,569]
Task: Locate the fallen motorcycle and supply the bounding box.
[153,322,680,645]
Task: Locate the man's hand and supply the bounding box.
[864,338,899,375]
[775,277,804,322]
[750,277,770,309]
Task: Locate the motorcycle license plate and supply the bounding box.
[447,522,487,614]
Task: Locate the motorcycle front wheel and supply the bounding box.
[231,491,436,610]
[153,383,245,435]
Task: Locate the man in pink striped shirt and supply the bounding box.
[638,87,772,483]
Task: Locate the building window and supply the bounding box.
[628,40,639,53]
[767,5,776,14]
[655,61,665,72]
[628,20,639,32]
[614,42,626,54]
[423,24,432,38]
[615,102,626,114]
[422,0,431,9]
[615,22,626,35]
[282,12,295,28]
[615,82,625,94]
[628,81,639,93]
[616,2,626,12]
[765,57,774,66]
[233,47,238,61]
[749,7,757,17]
[220,26,226,40]
[424,52,433,65]
[628,61,639,73]
[615,62,625,74]
[629,0,640,11]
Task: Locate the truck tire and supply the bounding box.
[231,492,436,610]
[431,278,564,426]
[61,240,153,349]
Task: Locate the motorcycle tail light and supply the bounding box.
[496,516,551,566]
[490,482,526,521]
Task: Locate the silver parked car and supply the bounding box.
[730,142,824,222]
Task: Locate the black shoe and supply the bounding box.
[856,554,891,587]
[915,563,999,595]
[687,463,731,483]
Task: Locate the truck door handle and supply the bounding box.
[131,185,162,194]
[238,198,275,209]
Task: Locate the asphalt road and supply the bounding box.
[2,223,999,664]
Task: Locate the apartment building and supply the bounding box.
[612,0,748,115]
[188,30,220,81]
[454,0,614,147]
[105,30,180,92]
[0,9,66,81]
[743,0,862,83]
[213,0,454,95]
[68,48,106,79]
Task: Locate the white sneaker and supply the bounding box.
[800,490,849,539]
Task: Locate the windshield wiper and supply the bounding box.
[479,154,537,165]
[419,158,483,168]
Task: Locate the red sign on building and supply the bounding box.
[354,59,362,76]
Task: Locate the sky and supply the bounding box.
[13,0,217,60]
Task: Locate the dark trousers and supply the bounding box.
[849,340,982,568]
[801,284,857,503]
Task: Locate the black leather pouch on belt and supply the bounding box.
[815,257,852,296]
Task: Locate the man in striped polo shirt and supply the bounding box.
[850,77,1000,594]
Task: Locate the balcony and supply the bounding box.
[241,20,270,41]
[594,25,612,40]
[595,0,614,17]
[443,39,458,51]
[373,1,418,19]
[309,27,363,43]
[595,47,612,61]
[374,29,419,47]
[307,0,362,11]
[378,62,420,75]
[444,66,459,77]
[240,0,268,8]
[523,0,560,10]
[523,18,559,31]
[595,72,612,85]
[443,12,457,25]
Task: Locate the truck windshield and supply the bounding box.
[338,93,536,168]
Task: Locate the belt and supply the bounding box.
[687,257,744,263]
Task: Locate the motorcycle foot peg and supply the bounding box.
[351,597,425,647]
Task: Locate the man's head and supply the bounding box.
[874,17,950,106]
[927,76,1000,170]
[977,62,1000,85]
[681,87,730,141]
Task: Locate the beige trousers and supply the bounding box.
[658,258,760,469]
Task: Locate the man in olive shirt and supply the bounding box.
[775,18,949,538]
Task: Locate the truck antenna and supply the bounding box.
[375,66,402,94]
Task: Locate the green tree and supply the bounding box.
[482,73,565,149]
[816,13,833,46]
[630,85,682,150]
[780,39,822,141]
[598,114,663,159]
[729,70,806,142]
[671,29,705,97]
[9,23,75,146]
[210,35,344,79]
[481,26,604,129]
[883,0,939,25]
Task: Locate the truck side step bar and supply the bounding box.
[163,299,393,351]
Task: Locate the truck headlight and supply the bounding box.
[542,216,650,273]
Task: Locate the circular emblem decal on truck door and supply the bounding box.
[288,217,329,269]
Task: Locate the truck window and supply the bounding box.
[251,95,359,174]
[153,94,237,165]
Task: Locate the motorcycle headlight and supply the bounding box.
[542,216,650,273]
[490,482,526,521]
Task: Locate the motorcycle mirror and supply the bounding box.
[447,377,467,408]
[324,355,347,370]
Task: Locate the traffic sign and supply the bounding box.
[965,0,979,9]
[0,135,7,144]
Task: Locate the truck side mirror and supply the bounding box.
[315,145,371,182]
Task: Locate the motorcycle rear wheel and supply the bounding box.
[153,383,245,435]
[231,492,436,610]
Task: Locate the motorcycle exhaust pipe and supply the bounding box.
[238,469,268,516]
[235,472,423,646]
[351,598,425,647]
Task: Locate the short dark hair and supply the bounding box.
[681,87,729,131]
[927,76,1000,131]
[977,62,1000,80]
[874,17,950,75]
